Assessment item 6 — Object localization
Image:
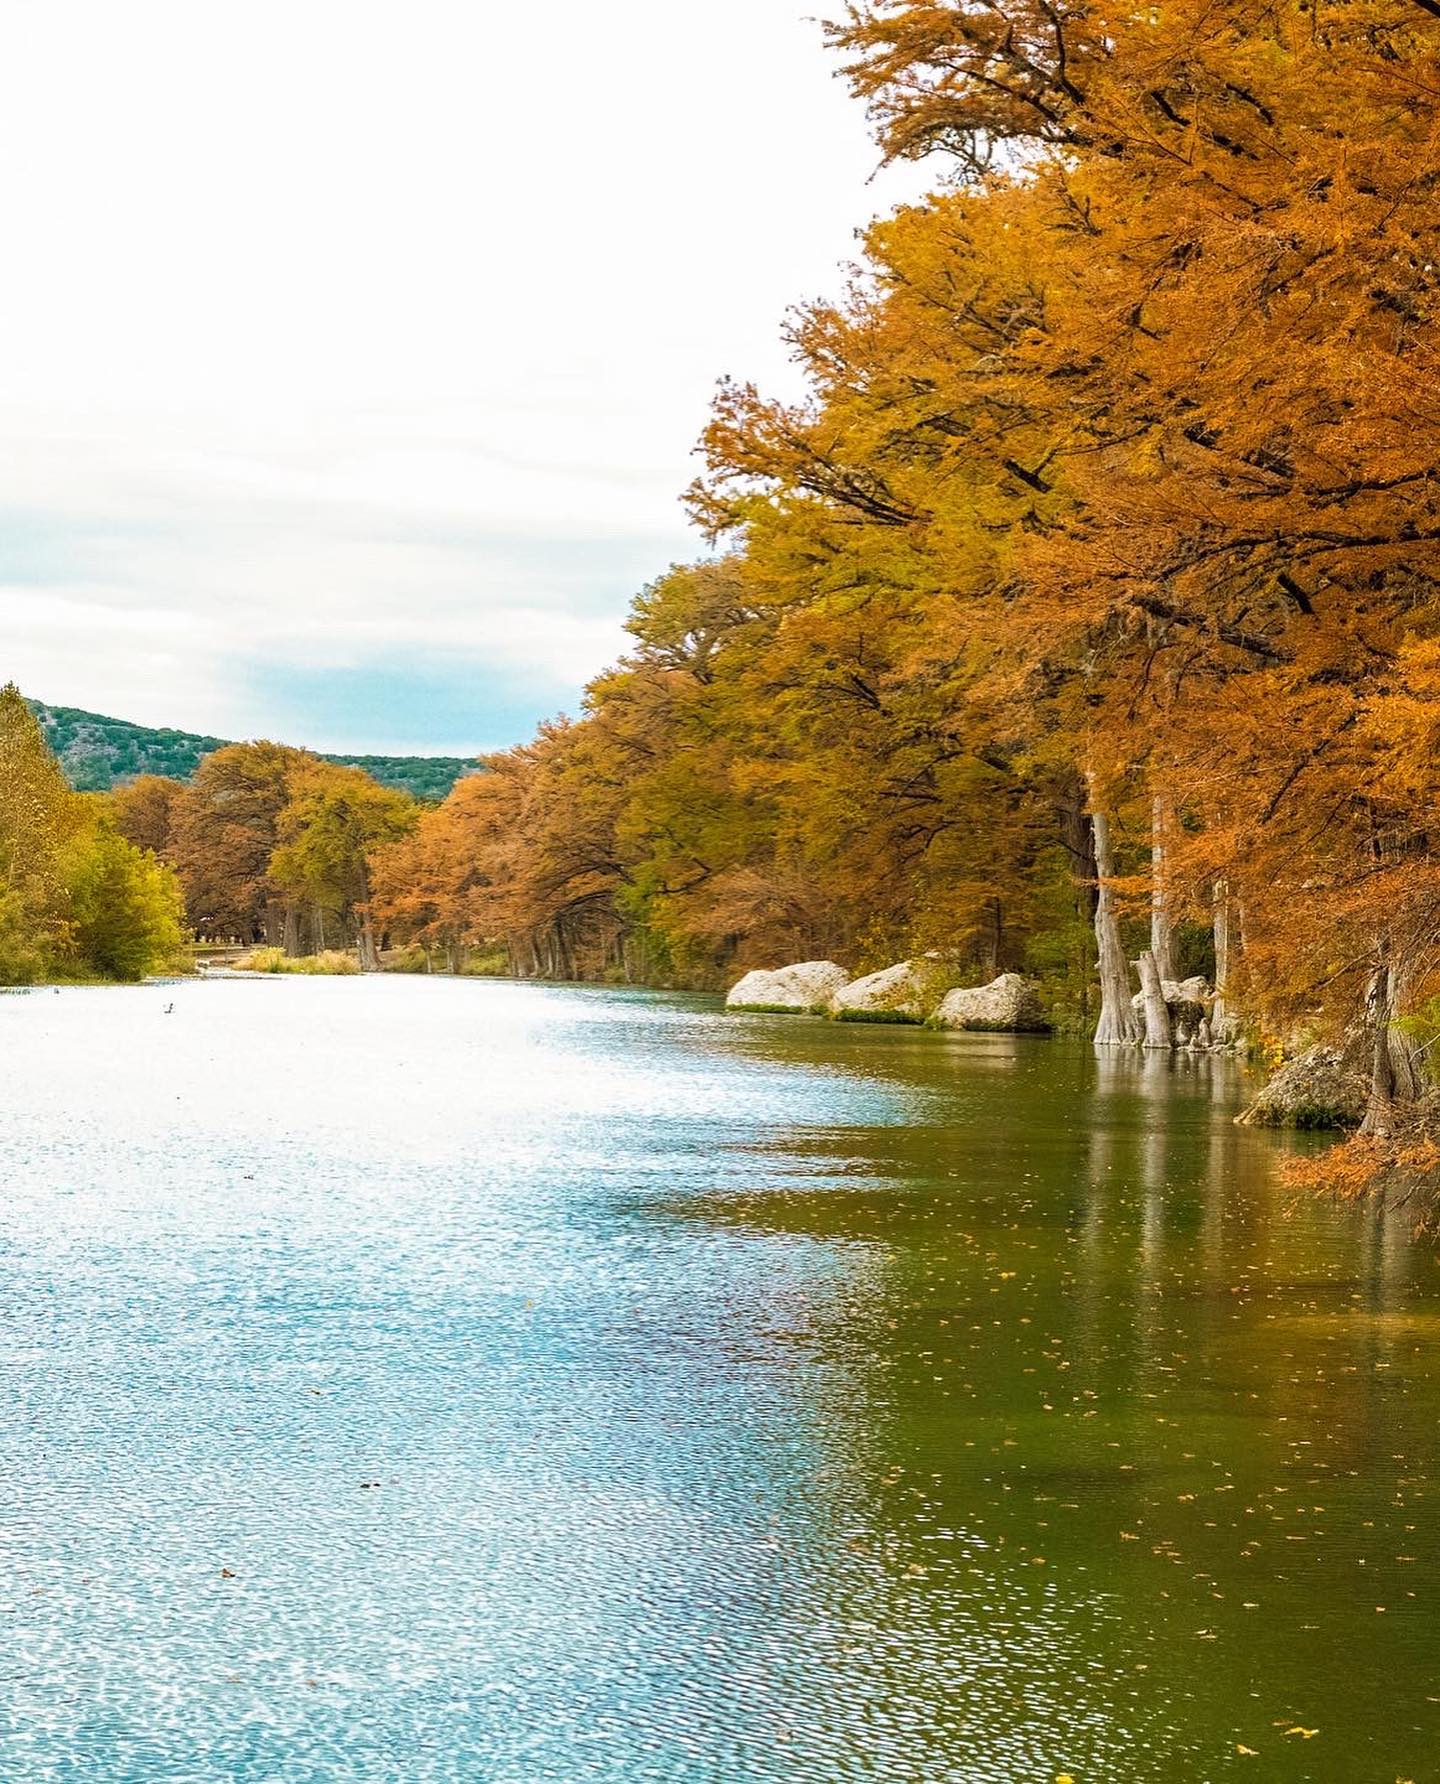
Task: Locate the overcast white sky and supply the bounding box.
[0,0,930,754]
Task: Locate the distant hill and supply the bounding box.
[30,701,479,801]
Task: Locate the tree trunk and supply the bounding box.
[357,913,380,972]
[1211,881,1235,1045]
[1090,802,1142,1045]
[1150,796,1178,984]
[282,903,301,957]
[1212,882,1230,1016]
[1136,950,1173,1050]
[1059,775,1099,927]
[355,863,380,972]
[984,897,1003,975]
[1360,957,1425,1137]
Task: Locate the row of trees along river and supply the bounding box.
[6,0,1440,1213]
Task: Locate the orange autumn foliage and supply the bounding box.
[349,0,1440,1210]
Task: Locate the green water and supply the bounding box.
[712,1017,1439,1781]
[0,978,1433,1781]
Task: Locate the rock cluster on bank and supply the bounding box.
[726,959,1051,1034]
[725,953,1371,1134]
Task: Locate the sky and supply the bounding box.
[0,0,930,756]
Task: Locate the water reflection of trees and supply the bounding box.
[671,1030,1440,1778]
[708,1037,1440,1777]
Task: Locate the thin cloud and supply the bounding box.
[0,0,931,752]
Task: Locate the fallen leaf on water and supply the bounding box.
[1283,1727,1319,1739]
[1236,1745,1258,1756]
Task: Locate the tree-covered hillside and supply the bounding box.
[29,702,477,801]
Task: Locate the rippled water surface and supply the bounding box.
[1,977,1437,1781]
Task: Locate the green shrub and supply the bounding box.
[304,951,361,975]
[237,946,286,973]
[461,950,509,977]
[0,888,54,984]
[382,943,433,974]
[237,947,360,976]
[65,823,185,982]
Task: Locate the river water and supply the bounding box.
[0,976,1435,1781]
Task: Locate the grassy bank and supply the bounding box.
[234,947,360,976]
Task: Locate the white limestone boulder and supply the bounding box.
[1129,974,1214,1045]
[936,973,1049,1033]
[1130,975,1212,1012]
[828,959,945,1023]
[1237,1044,1368,1130]
[725,960,851,1014]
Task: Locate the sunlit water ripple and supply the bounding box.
[0,976,1436,1781]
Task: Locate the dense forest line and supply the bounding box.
[31,701,477,800]
[6,0,1440,1211]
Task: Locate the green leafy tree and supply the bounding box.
[64,816,185,982]
[0,682,81,980]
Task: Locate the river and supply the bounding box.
[0,976,1434,1780]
